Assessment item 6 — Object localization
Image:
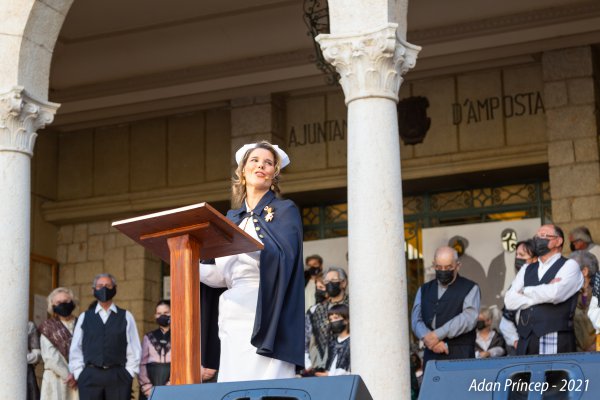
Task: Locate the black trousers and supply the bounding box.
[516,330,576,355]
[78,366,132,400]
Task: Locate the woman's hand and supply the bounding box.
[201,366,217,381]
[144,386,153,397]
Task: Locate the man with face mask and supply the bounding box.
[411,246,480,367]
[69,273,142,400]
[504,224,584,355]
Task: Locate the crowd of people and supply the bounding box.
[27,223,600,399]
[28,254,352,400]
[27,141,351,400]
[25,140,600,400]
[410,224,600,398]
[28,273,167,400]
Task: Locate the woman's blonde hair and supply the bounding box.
[232,141,282,208]
[47,287,76,315]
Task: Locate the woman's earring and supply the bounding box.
[271,184,275,191]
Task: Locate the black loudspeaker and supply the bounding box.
[150,375,373,400]
[149,375,373,400]
[419,352,600,400]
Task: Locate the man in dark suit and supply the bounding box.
[69,273,141,400]
[505,224,583,355]
[412,246,481,367]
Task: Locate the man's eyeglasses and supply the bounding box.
[535,234,558,240]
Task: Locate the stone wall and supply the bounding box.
[31,130,59,258]
[56,220,162,335]
[57,108,231,201]
[544,46,600,237]
[283,62,548,182]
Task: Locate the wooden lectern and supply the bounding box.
[112,203,263,385]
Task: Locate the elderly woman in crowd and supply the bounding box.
[570,250,599,352]
[38,287,78,400]
[475,307,506,358]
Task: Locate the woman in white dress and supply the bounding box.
[201,141,305,382]
[38,287,79,400]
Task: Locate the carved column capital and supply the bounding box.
[316,24,421,104]
[0,87,60,156]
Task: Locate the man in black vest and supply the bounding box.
[505,224,583,355]
[411,246,480,367]
[69,273,142,400]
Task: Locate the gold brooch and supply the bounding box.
[264,206,275,222]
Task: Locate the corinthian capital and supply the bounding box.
[316,24,421,104]
[0,87,60,156]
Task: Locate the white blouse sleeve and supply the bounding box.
[588,296,600,333]
[200,262,227,288]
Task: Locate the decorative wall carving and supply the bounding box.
[316,24,421,103]
[0,87,59,155]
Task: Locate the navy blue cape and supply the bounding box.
[226,190,305,368]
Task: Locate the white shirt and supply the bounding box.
[69,303,142,380]
[588,296,600,334]
[200,207,263,289]
[504,253,583,311]
[499,316,519,346]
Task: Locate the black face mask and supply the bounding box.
[53,301,75,317]
[570,242,577,252]
[308,267,321,276]
[94,286,117,302]
[514,258,527,272]
[330,320,347,334]
[476,320,486,330]
[326,282,342,297]
[315,289,328,304]
[436,270,455,286]
[156,315,170,327]
[533,237,551,257]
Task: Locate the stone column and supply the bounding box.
[317,25,420,398]
[0,87,58,399]
[543,47,600,237]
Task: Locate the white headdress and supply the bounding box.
[235,143,290,168]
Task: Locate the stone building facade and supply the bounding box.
[3,0,600,398]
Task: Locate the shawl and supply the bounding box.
[147,329,171,362]
[38,318,74,361]
[326,336,351,372]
